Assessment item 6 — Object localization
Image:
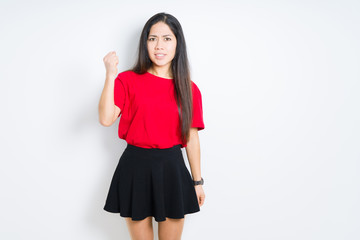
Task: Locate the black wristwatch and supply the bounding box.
[193,177,204,186]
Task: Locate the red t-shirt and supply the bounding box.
[114,70,205,149]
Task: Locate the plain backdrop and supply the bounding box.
[1,0,359,239]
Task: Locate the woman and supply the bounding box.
[98,12,205,240]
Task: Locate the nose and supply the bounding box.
[155,39,164,50]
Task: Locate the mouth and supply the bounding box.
[155,53,166,59]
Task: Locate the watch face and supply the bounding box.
[194,178,203,185]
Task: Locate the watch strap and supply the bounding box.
[193,177,204,186]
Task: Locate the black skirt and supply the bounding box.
[103,143,200,222]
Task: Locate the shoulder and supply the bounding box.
[191,80,202,96]
[117,70,135,80]
[116,70,142,85]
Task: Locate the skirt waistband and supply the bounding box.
[126,143,182,154]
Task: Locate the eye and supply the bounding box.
[148,38,155,41]
[165,38,171,41]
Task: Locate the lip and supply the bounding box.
[155,53,166,59]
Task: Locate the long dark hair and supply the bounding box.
[127,12,193,145]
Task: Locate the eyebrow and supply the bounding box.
[148,34,173,37]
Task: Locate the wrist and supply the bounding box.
[192,177,204,186]
[106,73,117,80]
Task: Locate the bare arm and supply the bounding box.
[185,127,202,181]
[98,51,121,127]
[98,74,121,127]
[185,127,205,206]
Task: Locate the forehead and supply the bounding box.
[149,22,174,36]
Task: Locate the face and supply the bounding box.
[147,22,177,71]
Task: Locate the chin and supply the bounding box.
[153,61,170,66]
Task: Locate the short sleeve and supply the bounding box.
[114,74,126,117]
[191,81,205,131]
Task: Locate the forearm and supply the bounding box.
[98,74,116,126]
[185,128,202,181]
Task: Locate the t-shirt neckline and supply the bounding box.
[146,71,173,80]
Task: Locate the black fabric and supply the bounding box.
[103,143,200,222]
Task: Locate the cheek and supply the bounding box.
[147,41,155,49]
[171,44,177,55]
[147,46,154,56]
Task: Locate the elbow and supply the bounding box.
[99,119,112,127]
[99,116,114,127]
[98,105,116,127]
[98,103,121,127]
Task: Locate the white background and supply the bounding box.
[1,0,359,239]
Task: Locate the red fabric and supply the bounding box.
[114,70,205,149]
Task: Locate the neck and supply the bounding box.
[148,66,173,79]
